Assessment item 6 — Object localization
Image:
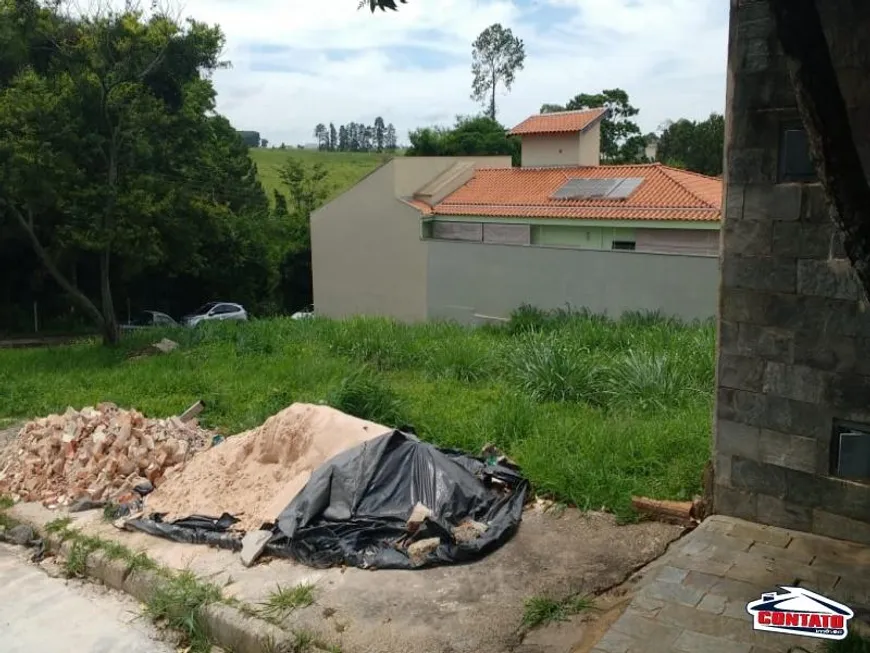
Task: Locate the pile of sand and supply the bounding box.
[144,403,391,531]
[0,403,212,506]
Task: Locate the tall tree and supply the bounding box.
[373,116,386,152]
[385,123,397,151]
[0,3,232,343]
[540,88,645,163]
[328,122,338,152]
[656,113,725,176]
[277,158,332,312]
[470,23,525,120]
[314,123,328,150]
[260,138,269,148]
[338,124,349,151]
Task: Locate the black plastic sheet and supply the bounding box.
[272,430,528,569]
[126,512,243,551]
[126,430,528,570]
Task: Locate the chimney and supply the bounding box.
[509,108,606,168]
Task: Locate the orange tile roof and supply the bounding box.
[509,108,607,136]
[410,164,722,222]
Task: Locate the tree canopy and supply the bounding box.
[656,113,725,177]
[471,24,525,120]
[0,0,311,341]
[541,89,647,164]
[406,115,520,165]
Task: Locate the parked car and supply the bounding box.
[121,310,179,331]
[291,306,315,320]
[182,302,248,327]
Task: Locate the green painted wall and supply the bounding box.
[531,225,635,249]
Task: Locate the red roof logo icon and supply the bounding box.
[746,586,854,641]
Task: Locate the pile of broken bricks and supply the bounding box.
[0,403,212,507]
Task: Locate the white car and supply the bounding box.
[291,306,315,320]
[183,302,248,327]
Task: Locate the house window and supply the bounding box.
[778,120,817,182]
[612,240,636,251]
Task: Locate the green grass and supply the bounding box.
[259,583,316,622]
[522,594,596,628]
[145,570,222,653]
[0,308,715,519]
[250,148,388,203]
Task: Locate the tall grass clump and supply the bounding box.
[326,367,406,426]
[605,349,698,413]
[325,317,422,371]
[506,333,605,405]
[423,335,498,383]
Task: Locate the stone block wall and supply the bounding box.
[714,0,870,544]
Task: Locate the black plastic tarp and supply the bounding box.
[126,430,528,570]
[270,430,528,569]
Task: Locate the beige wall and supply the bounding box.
[311,161,429,322]
[426,240,719,323]
[311,156,512,322]
[392,156,511,197]
[520,122,601,167]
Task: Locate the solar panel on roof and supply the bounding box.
[550,177,644,200]
[607,177,644,199]
[551,178,620,199]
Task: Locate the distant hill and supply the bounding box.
[250,149,396,203]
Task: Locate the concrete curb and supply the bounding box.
[18,517,296,653]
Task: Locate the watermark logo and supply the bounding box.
[746,586,853,641]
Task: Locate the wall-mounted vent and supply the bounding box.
[778,120,817,183]
[551,177,644,200]
[831,420,870,481]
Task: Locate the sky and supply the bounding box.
[143,0,729,146]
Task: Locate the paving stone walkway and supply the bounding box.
[590,515,870,653]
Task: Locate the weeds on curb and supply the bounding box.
[522,594,596,628]
[259,583,316,622]
[64,535,102,577]
[44,516,74,534]
[145,570,222,653]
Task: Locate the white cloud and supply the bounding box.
[115,0,729,146]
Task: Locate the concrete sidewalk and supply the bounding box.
[9,502,682,653]
[590,515,870,653]
[0,543,171,653]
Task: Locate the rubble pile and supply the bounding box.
[0,403,212,506]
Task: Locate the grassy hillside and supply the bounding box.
[250,148,389,203]
[0,309,714,519]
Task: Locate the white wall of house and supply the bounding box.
[520,122,602,167]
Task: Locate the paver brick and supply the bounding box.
[674,630,753,653]
[656,565,689,584]
[747,540,814,565]
[710,577,768,602]
[656,601,753,643]
[726,519,792,548]
[697,593,728,615]
[645,578,707,607]
[627,593,665,617]
[611,610,683,646]
[682,571,721,593]
[592,629,635,653]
